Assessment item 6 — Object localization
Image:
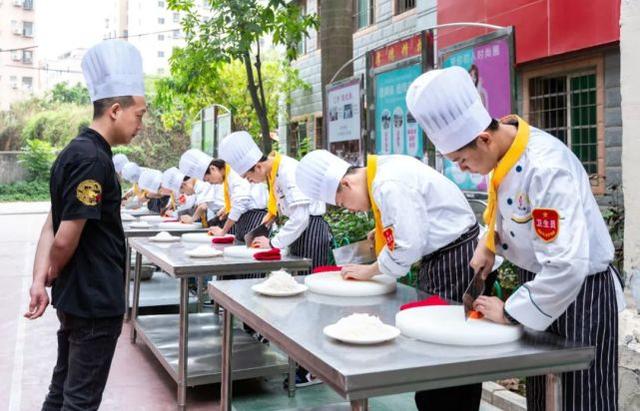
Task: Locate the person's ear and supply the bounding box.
[109,102,122,121]
[476,133,492,149]
[254,163,264,175]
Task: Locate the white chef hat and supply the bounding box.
[113,153,129,173]
[219,131,263,176]
[138,168,162,193]
[178,149,212,180]
[121,162,141,183]
[162,167,185,195]
[81,40,145,102]
[296,150,350,206]
[405,66,491,154]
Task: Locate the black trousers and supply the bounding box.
[415,224,483,411]
[290,215,333,274]
[519,266,619,411]
[42,310,123,411]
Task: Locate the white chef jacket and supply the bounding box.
[271,155,326,249]
[212,169,265,222]
[497,126,625,331]
[374,155,476,278]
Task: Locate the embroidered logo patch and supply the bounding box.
[76,179,102,206]
[532,208,559,242]
[383,226,395,251]
[511,192,532,224]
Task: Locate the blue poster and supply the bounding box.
[375,64,423,157]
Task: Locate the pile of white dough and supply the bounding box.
[330,313,387,340]
[260,270,299,292]
[154,231,174,240]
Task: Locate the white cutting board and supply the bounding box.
[181,233,212,243]
[395,305,523,346]
[304,271,397,297]
[223,245,270,259]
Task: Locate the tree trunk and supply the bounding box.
[243,52,272,153]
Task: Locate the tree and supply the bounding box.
[47,82,91,105]
[167,0,318,152]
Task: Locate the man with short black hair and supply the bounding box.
[24,39,146,411]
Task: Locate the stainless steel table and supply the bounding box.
[129,238,312,410]
[123,221,207,319]
[209,279,596,411]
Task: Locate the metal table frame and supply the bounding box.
[123,223,207,320]
[128,238,311,410]
[209,279,595,411]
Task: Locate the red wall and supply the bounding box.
[437,0,620,64]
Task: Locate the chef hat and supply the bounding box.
[113,153,129,173]
[138,168,162,193]
[162,167,185,195]
[405,66,491,154]
[296,150,350,206]
[81,40,145,102]
[121,162,141,183]
[179,149,212,180]
[219,131,263,176]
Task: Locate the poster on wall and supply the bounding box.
[327,77,361,144]
[439,34,513,192]
[374,64,423,157]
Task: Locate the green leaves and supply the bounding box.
[18,139,56,181]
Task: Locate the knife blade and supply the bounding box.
[332,240,376,266]
[462,271,485,321]
[244,224,270,247]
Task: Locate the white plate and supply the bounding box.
[129,221,152,229]
[185,246,223,258]
[149,234,180,242]
[251,283,308,297]
[181,233,214,243]
[121,213,136,221]
[395,305,523,346]
[323,323,400,345]
[304,271,397,297]
[127,207,150,216]
[158,222,201,230]
[140,215,165,223]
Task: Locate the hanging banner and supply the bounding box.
[327,77,361,143]
[374,64,423,157]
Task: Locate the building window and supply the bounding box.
[23,0,33,10]
[158,50,165,57]
[296,0,307,55]
[157,68,165,75]
[22,76,33,91]
[123,29,129,39]
[158,34,165,41]
[158,0,165,7]
[529,72,598,175]
[10,76,18,89]
[158,17,165,24]
[22,21,33,37]
[354,0,374,30]
[22,49,33,64]
[173,12,180,23]
[395,0,415,15]
[172,29,181,39]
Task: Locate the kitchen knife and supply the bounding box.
[462,271,485,321]
[332,240,376,266]
[244,224,270,247]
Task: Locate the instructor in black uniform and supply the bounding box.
[24,39,146,411]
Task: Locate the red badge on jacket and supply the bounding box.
[532,208,559,242]
[383,226,395,251]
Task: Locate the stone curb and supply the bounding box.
[482,382,527,411]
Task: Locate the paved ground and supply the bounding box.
[0,203,507,410]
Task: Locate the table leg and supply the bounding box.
[213,303,220,316]
[129,251,142,343]
[124,239,131,321]
[196,276,204,313]
[350,399,368,411]
[177,277,189,411]
[287,357,296,398]
[545,373,562,411]
[220,306,234,411]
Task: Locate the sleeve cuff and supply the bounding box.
[377,250,409,278]
[505,286,555,331]
[270,236,283,249]
[228,209,242,222]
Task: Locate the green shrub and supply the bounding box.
[18,139,56,181]
[0,180,50,202]
[324,207,374,247]
[21,104,91,147]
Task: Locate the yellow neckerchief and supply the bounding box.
[483,115,530,252]
[266,152,282,219]
[366,155,385,255]
[169,192,176,209]
[133,183,140,196]
[223,164,232,214]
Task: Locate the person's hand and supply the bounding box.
[24,282,49,320]
[341,264,377,281]
[469,240,495,280]
[251,236,271,249]
[216,208,228,220]
[473,296,509,324]
[44,266,58,287]
[366,229,375,242]
[261,215,276,227]
[180,215,193,224]
[209,226,225,237]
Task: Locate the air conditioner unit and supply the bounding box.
[11,83,18,89]
[13,0,23,6]
[12,26,23,35]
[11,50,22,61]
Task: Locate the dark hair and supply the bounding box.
[92,96,135,119]
[205,159,226,175]
[344,166,362,176]
[246,155,269,173]
[182,176,190,182]
[458,118,499,150]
